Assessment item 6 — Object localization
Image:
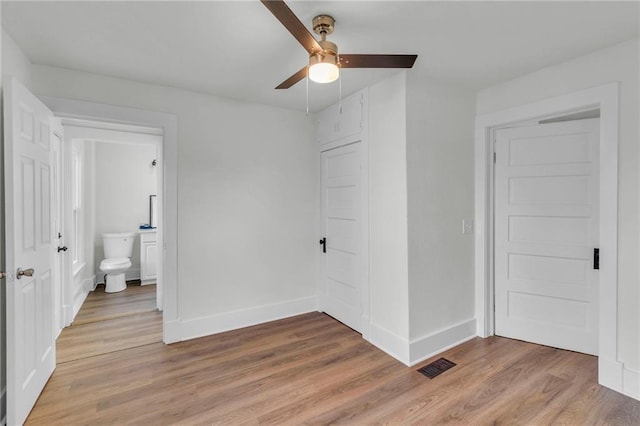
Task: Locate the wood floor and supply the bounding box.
[28,300,638,424]
[72,282,158,325]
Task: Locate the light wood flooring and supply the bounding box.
[55,282,161,364]
[28,299,638,424]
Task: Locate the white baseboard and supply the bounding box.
[598,357,640,401]
[71,277,94,321]
[163,319,181,344]
[599,356,624,394]
[622,365,640,400]
[180,296,317,341]
[409,318,477,366]
[368,323,410,366]
[62,304,74,327]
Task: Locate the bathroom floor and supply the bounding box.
[56,283,162,364]
[73,282,158,324]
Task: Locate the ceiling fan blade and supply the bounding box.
[261,0,322,54]
[339,54,418,68]
[275,65,308,89]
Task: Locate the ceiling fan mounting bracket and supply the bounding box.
[312,15,335,36]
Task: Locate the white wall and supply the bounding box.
[366,71,477,365]
[1,28,31,89]
[66,139,97,318]
[93,141,157,278]
[0,27,34,421]
[406,74,477,358]
[476,38,640,374]
[368,72,410,362]
[30,64,318,337]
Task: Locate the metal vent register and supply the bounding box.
[417,358,457,379]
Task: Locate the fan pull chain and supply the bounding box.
[339,66,343,114]
[306,67,309,116]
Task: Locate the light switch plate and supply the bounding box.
[462,219,474,234]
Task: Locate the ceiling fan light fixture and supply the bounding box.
[308,51,339,83]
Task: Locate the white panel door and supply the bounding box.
[494,119,599,355]
[320,142,363,333]
[4,77,57,425]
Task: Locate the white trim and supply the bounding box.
[179,297,317,341]
[368,323,411,366]
[316,88,371,339]
[62,304,73,326]
[409,319,477,366]
[474,83,620,392]
[72,261,86,278]
[622,366,640,400]
[163,320,181,343]
[71,276,93,320]
[38,95,178,344]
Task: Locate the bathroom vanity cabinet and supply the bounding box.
[139,229,157,285]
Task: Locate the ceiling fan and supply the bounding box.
[261,0,418,89]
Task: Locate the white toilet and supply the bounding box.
[100,232,136,293]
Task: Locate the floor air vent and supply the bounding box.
[417,357,456,379]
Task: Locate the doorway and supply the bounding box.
[493,118,600,355]
[474,83,620,392]
[53,122,164,362]
[320,142,365,333]
[39,95,179,343]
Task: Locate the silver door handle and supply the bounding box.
[17,268,34,279]
[0,272,6,279]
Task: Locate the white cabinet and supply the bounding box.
[316,89,366,147]
[139,230,157,285]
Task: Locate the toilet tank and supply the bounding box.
[102,232,136,258]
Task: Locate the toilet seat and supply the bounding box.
[100,257,131,270]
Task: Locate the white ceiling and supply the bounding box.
[2,1,638,112]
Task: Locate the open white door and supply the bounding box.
[4,77,57,425]
[494,119,599,355]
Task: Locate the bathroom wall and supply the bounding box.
[93,141,158,280]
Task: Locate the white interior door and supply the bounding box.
[494,118,599,355]
[320,142,363,333]
[4,77,57,425]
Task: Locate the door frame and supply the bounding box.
[319,141,368,335]
[474,83,620,391]
[316,89,370,340]
[51,123,67,335]
[39,95,180,343]
[62,123,163,318]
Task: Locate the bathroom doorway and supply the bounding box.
[41,94,179,346]
[53,120,165,363]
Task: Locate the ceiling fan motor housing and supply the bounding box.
[310,40,338,67]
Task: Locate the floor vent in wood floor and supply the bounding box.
[417,357,456,379]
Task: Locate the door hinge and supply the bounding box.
[493,151,496,163]
[594,248,600,270]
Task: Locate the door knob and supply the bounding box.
[0,272,6,280]
[57,246,68,253]
[17,268,35,279]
